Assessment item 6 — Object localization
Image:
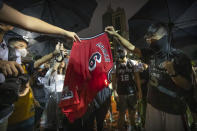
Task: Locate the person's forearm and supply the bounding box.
[114,33,135,51]
[34,51,58,68]
[0,4,67,35]
[113,33,142,57]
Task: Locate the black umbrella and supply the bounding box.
[4,0,97,55]
[6,0,97,32]
[128,0,197,58]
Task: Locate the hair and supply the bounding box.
[144,23,168,39]
[8,37,28,48]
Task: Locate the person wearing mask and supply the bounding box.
[0,0,80,83]
[7,39,64,131]
[6,36,35,131]
[105,24,192,131]
[0,23,22,131]
[112,47,144,131]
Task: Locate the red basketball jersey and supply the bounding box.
[59,33,113,122]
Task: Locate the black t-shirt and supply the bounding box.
[141,48,192,114]
[116,60,137,95]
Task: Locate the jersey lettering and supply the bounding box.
[89,52,102,71]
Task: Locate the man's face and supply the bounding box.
[13,41,27,49]
[13,41,29,58]
[117,49,127,63]
[0,23,14,32]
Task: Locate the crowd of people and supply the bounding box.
[0,0,197,131]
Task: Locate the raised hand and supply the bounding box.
[105,26,118,36]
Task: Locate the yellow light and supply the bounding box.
[104,79,108,86]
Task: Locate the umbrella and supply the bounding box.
[4,0,97,55]
[6,0,97,32]
[128,0,197,59]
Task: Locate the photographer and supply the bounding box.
[0,23,24,131]
[6,38,65,131]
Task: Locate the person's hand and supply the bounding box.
[163,61,176,76]
[64,31,81,42]
[53,42,60,55]
[54,42,64,55]
[19,82,30,97]
[0,60,24,76]
[62,49,69,57]
[105,26,118,36]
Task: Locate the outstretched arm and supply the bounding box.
[105,26,142,57]
[0,3,80,42]
[34,42,63,68]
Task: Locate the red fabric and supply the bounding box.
[59,33,113,122]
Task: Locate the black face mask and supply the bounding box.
[119,52,126,59]
[149,36,168,53]
[117,50,127,61]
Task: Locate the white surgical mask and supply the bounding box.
[16,48,28,57]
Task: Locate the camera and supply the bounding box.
[0,74,30,105]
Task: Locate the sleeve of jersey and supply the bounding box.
[59,33,113,122]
